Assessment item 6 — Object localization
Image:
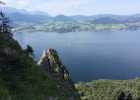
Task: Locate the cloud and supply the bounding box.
[2,0,140,16]
[3,0,31,8]
[38,0,95,15]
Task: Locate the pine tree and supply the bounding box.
[25,45,34,57]
[0,11,12,38]
[118,92,126,100]
[126,93,133,100]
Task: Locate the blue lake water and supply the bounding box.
[14,30,140,82]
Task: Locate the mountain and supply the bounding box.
[2,7,51,24]
[71,14,140,23]
[90,17,121,24]
[70,15,95,21]
[54,15,75,22]
[3,7,140,24]
[125,14,140,23]
[4,7,140,33]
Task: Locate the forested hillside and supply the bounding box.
[76,78,140,100]
[0,11,79,100]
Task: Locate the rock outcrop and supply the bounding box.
[38,48,80,100]
[38,48,70,81]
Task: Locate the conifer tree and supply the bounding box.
[118,92,126,100]
[0,2,12,38]
[126,93,133,100]
[25,45,34,57]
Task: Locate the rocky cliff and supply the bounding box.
[38,48,80,99]
[38,49,70,80]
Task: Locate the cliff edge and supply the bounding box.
[38,48,80,99]
[0,11,80,100]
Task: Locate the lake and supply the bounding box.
[14,30,140,82]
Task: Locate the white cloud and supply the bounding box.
[39,0,95,15]
[3,0,30,8]
[1,0,140,16]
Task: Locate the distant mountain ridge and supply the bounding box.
[3,7,140,23]
[3,7,140,33]
[2,7,51,24]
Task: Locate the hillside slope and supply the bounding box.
[0,24,79,100]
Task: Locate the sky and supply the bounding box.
[2,0,140,16]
